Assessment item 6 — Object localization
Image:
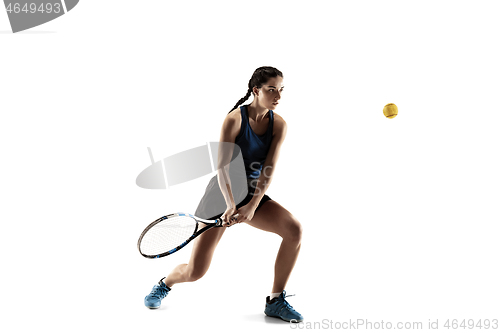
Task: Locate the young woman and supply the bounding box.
[144,66,303,322]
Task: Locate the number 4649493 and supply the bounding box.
[444,319,498,330]
[6,3,62,14]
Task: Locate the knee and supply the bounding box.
[282,219,302,244]
[185,265,208,282]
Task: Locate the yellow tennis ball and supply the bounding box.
[383,103,398,119]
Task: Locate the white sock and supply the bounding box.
[270,291,282,300]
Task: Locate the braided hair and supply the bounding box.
[229,66,283,113]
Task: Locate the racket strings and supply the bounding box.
[140,216,197,256]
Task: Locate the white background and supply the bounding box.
[1,1,499,332]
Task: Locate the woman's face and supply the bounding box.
[254,76,284,110]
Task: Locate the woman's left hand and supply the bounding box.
[229,203,257,225]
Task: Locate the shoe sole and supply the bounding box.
[264,311,303,322]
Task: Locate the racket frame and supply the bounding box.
[137,213,222,259]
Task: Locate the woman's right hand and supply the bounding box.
[221,206,238,227]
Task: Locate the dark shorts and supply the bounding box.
[195,176,272,220]
[229,178,272,217]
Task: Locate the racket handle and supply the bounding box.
[215,214,239,227]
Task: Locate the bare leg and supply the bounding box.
[244,200,302,293]
[163,225,226,288]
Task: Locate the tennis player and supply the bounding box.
[144,66,303,322]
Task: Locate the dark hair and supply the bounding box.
[229,66,283,113]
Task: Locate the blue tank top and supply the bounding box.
[235,105,274,179]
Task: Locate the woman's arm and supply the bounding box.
[216,110,242,223]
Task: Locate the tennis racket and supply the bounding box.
[137,213,236,259]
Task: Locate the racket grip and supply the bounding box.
[216,213,239,226]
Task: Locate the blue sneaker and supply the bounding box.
[264,291,303,322]
[144,278,171,309]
